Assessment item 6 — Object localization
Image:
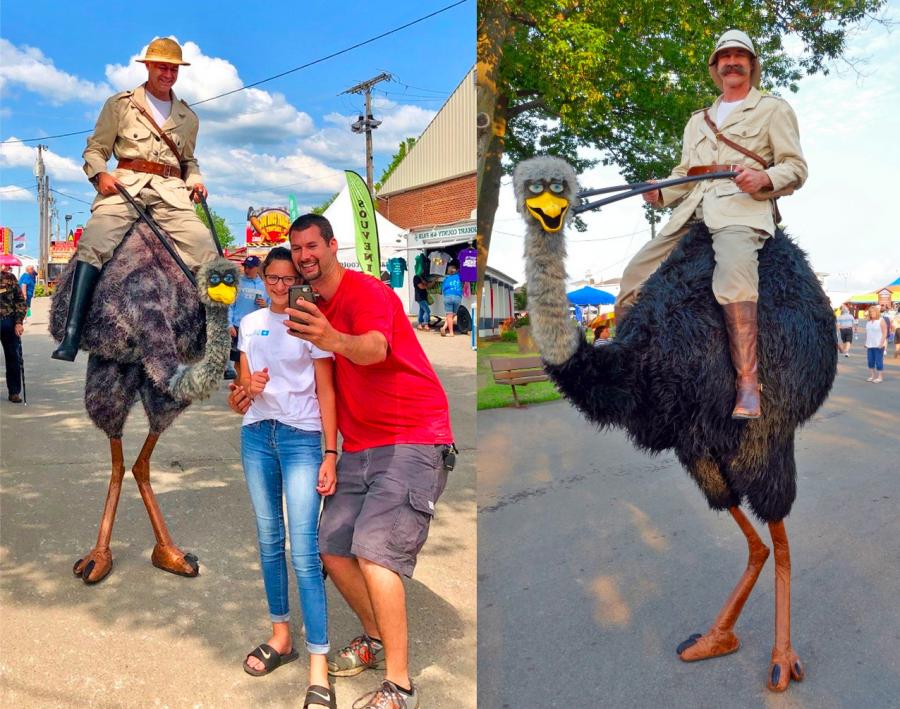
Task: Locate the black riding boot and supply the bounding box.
[51,261,101,362]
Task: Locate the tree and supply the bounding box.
[312,192,339,215]
[376,138,417,193]
[193,203,235,250]
[476,0,888,297]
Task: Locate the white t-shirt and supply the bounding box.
[716,99,743,126]
[145,92,172,126]
[865,319,885,348]
[238,308,332,431]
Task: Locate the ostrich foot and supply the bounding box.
[73,547,113,584]
[677,629,740,661]
[767,647,804,692]
[151,543,199,577]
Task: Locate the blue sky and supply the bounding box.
[488,4,900,296]
[0,0,474,256]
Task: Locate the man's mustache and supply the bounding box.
[719,64,748,76]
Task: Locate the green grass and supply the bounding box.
[477,338,562,410]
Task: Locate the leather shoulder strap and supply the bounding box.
[129,96,185,167]
[703,109,769,169]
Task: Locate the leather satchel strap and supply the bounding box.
[703,110,769,169]
[129,95,186,175]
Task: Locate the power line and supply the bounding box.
[3,0,468,145]
[49,188,94,205]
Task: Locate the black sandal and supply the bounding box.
[242,643,299,676]
[303,684,336,708]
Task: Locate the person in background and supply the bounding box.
[593,323,612,346]
[237,247,338,709]
[864,305,887,383]
[227,255,269,379]
[440,263,462,337]
[18,266,37,316]
[836,304,855,357]
[1,264,27,403]
[412,272,433,331]
[893,307,900,359]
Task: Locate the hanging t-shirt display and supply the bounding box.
[386,257,407,288]
[429,250,451,276]
[414,253,428,276]
[458,247,477,282]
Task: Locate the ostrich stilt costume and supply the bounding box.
[50,222,239,584]
[515,156,836,692]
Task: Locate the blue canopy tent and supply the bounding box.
[567,286,616,306]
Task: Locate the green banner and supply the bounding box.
[345,170,381,277]
[289,194,299,222]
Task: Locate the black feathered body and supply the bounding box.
[50,223,211,438]
[544,224,836,522]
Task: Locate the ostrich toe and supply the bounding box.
[73,548,113,584]
[767,647,804,692]
[151,543,200,577]
[677,629,740,661]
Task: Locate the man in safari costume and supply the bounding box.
[52,37,217,361]
[616,30,807,419]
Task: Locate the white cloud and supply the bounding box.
[302,97,436,163]
[0,138,84,183]
[0,185,33,202]
[0,39,111,104]
[105,39,315,146]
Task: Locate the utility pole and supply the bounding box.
[342,72,391,193]
[33,145,49,284]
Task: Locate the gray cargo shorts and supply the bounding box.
[318,444,449,578]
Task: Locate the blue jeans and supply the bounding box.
[417,299,431,325]
[241,420,329,654]
[867,346,884,371]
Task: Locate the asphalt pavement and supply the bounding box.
[0,296,476,708]
[478,346,899,708]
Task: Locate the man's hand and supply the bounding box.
[190,183,208,202]
[248,368,269,397]
[96,172,121,196]
[229,326,237,338]
[227,383,252,414]
[642,179,660,205]
[285,299,339,351]
[15,323,23,337]
[317,457,337,496]
[254,295,267,308]
[734,166,773,194]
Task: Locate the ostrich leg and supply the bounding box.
[766,520,804,692]
[131,433,199,577]
[678,506,770,661]
[73,439,126,584]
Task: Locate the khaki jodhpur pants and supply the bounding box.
[617,209,768,308]
[75,187,218,270]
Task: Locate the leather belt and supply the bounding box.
[687,164,741,177]
[117,158,181,179]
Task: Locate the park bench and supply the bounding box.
[490,356,549,408]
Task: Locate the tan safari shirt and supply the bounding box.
[83,84,202,211]
[656,87,807,237]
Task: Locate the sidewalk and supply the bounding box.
[0,297,476,708]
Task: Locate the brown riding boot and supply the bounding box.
[722,302,761,419]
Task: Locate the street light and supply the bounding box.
[65,214,72,240]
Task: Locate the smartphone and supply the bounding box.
[288,285,316,324]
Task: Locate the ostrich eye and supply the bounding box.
[527,183,544,194]
[549,182,565,194]
[222,273,236,286]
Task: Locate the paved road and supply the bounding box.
[479,349,899,708]
[1,296,476,708]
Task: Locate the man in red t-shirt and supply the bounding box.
[230,214,453,709]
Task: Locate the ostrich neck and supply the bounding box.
[524,228,580,365]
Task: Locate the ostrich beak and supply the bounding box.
[525,192,569,233]
[207,283,237,305]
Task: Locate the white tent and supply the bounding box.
[323,184,410,311]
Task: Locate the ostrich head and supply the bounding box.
[195,257,239,307]
[513,156,579,234]
[514,156,582,365]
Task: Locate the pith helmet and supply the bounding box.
[136,38,190,66]
[707,29,760,90]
